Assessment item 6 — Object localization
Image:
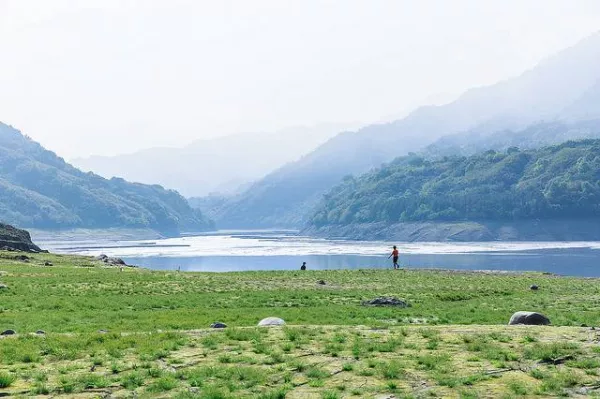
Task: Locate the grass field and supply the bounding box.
[1,251,600,397]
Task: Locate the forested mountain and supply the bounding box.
[73,123,355,197]
[211,31,600,229]
[0,122,213,234]
[309,140,600,228]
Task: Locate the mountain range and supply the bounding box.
[72,123,359,197]
[0,122,212,235]
[204,31,600,229]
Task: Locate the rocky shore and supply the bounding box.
[0,223,45,252]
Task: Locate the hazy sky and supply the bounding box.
[2,0,600,158]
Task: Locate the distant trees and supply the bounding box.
[309,140,600,226]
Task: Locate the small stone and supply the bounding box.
[317,280,326,285]
[258,317,285,327]
[581,324,588,328]
[210,322,227,329]
[530,285,539,290]
[35,330,46,335]
[0,284,8,289]
[98,329,109,334]
[508,311,550,326]
[44,261,53,266]
[1,329,16,335]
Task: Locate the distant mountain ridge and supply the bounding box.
[424,119,600,158]
[72,123,358,197]
[209,31,600,229]
[0,122,212,234]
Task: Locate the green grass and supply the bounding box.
[1,251,600,397]
[0,372,16,388]
[1,252,600,334]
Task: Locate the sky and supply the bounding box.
[1,0,600,158]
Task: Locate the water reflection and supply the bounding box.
[122,248,600,277]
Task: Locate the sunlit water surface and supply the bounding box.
[35,231,600,277]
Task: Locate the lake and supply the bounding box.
[34,231,600,277]
[33,230,600,277]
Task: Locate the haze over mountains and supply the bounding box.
[424,119,600,158]
[2,30,600,238]
[205,31,600,229]
[72,123,359,197]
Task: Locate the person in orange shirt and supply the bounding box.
[388,246,400,269]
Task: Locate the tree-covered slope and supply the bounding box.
[309,140,600,227]
[0,122,213,234]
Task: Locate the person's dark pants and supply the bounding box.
[393,256,399,269]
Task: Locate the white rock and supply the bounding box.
[257,317,285,327]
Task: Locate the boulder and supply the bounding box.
[44,261,53,266]
[362,297,411,308]
[210,322,227,329]
[1,329,16,335]
[258,317,285,327]
[35,330,45,335]
[508,311,550,325]
[530,285,539,290]
[0,223,45,252]
[0,284,7,290]
[317,280,326,285]
[107,257,126,265]
[96,254,127,266]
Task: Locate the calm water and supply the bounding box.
[36,231,600,277]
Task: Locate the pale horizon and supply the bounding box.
[2,0,600,158]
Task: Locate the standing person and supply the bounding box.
[300,262,307,271]
[388,246,400,269]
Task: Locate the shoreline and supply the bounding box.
[303,219,600,242]
[92,255,586,279]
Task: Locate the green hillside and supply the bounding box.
[309,140,600,227]
[0,122,213,234]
